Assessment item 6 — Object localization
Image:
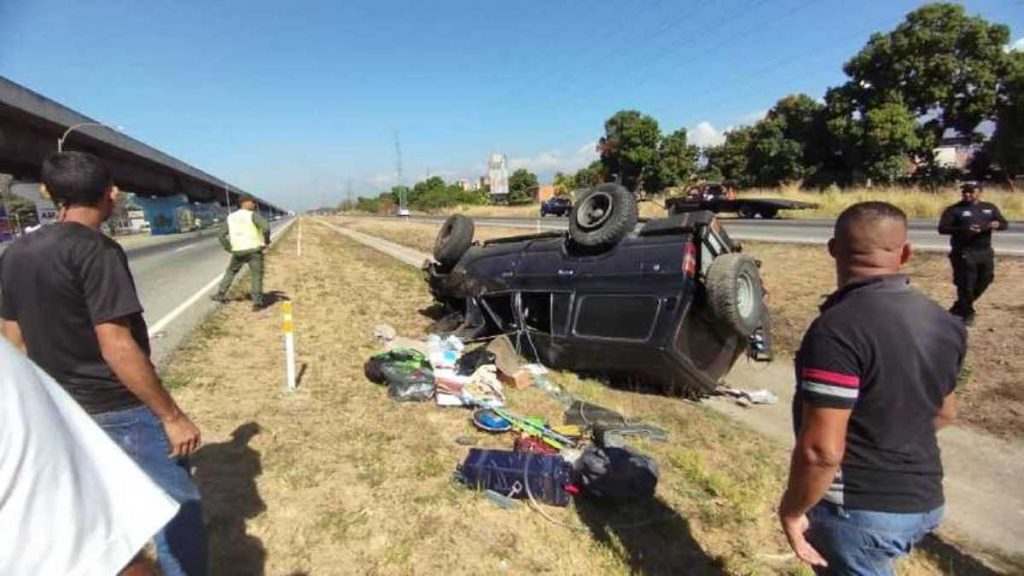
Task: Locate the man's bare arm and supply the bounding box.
[778,405,852,567]
[1,320,26,353]
[935,393,956,430]
[95,318,200,456]
[781,405,851,516]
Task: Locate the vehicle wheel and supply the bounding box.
[759,208,779,219]
[706,253,764,337]
[737,206,756,219]
[540,211,546,218]
[568,183,638,249]
[433,215,474,270]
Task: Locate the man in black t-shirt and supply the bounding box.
[0,152,207,576]
[938,182,1009,325]
[778,202,964,575]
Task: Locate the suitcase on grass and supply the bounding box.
[455,449,572,507]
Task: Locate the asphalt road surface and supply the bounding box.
[129,219,292,365]
[394,215,1024,256]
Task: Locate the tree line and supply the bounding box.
[575,3,1022,192]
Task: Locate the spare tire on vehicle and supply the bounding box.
[434,215,474,270]
[705,253,764,337]
[568,183,638,249]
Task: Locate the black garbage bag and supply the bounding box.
[365,348,429,384]
[364,348,436,402]
[573,445,658,503]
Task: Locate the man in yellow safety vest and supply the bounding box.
[211,195,271,311]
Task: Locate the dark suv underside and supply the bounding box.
[424,185,770,397]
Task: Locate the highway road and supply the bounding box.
[395,215,1024,256]
[127,219,292,365]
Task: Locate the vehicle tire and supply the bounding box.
[759,208,779,219]
[737,206,756,219]
[433,215,474,270]
[568,183,638,249]
[706,253,764,337]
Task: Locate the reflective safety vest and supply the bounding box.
[227,209,264,252]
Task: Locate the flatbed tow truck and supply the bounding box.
[665,183,818,219]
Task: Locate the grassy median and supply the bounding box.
[155,219,1010,575]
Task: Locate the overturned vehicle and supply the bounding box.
[424,184,771,398]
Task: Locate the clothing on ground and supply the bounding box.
[94,405,209,576]
[0,339,178,576]
[793,275,966,513]
[0,222,148,414]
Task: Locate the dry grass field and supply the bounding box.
[334,217,1024,440]
[157,220,1008,575]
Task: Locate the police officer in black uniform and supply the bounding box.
[938,182,1009,325]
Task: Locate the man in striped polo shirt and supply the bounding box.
[778,202,965,575]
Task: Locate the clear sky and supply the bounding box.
[2,0,1021,210]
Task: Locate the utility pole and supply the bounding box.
[394,131,404,211]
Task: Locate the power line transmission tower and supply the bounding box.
[393,131,405,210]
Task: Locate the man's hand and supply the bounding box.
[161,412,201,458]
[779,512,827,568]
[990,221,1002,231]
[968,224,982,234]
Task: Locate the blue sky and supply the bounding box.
[1,1,1021,210]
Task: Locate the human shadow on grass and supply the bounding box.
[575,496,725,576]
[192,422,267,575]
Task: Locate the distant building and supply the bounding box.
[933,136,978,170]
[458,178,479,191]
[488,154,509,202]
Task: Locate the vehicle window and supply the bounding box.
[520,293,552,333]
[574,295,660,341]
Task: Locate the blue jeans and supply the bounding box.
[93,405,208,576]
[806,502,943,576]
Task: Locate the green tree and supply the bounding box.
[861,99,921,183]
[990,51,1024,177]
[552,172,573,195]
[653,128,699,192]
[705,127,753,187]
[598,110,661,193]
[507,168,538,204]
[572,161,605,189]
[842,3,1010,143]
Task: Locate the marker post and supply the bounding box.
[282,300,297,391]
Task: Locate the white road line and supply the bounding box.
[147,219,296,337]
[173,244,198,253]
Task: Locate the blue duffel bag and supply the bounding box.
[455,448,573,507]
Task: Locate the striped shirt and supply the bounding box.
[793,275,966,513]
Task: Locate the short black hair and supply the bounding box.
[960,181,980,193]
[41,151,113,207]
[835,201,907,238]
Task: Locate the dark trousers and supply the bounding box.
[217,249,264,302]
[950,248,994,317]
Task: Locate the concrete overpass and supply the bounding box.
[0,75,286,215]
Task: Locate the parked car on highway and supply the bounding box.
[665,183,817,219]
[397,207,411,218]
[424,183,771,397]
[540,195,572,217]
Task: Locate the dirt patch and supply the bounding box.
[333,216,1024,440]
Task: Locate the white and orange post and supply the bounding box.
[282,300,297,391]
